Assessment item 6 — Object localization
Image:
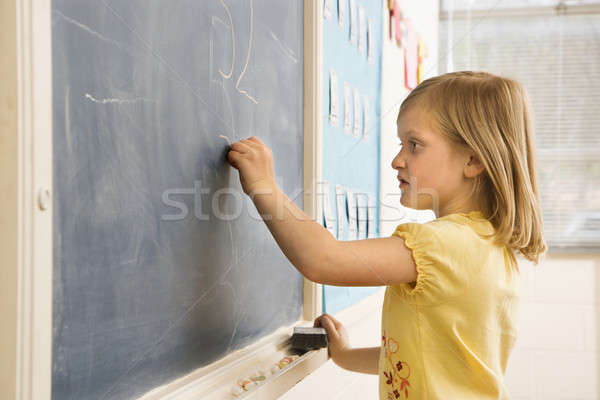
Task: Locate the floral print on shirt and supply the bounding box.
[382,330,411,399]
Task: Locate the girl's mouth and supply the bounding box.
[398,177,409,188]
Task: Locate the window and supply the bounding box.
[440,0,600,251]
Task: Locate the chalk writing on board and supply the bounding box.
[218,0,235,79]
[84,93,154,104]
[99,0,237,136]
[218,0,258,104]
[235,0,258,104]
[219,134,232,145]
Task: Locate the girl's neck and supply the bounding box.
[436,199,479,218]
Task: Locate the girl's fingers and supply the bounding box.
[227,151,239,169]
[247,136,264,145]
[322,313,344,330]
[229,138,265,157]
[315,313,339,329]
[227,136,274,194]
[313,315,323,328]
[315,314,342,342]
[318,316,336,340]
[230,140,252,154]
[314,313,330,328]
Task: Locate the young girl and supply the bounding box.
[227,71,546,399]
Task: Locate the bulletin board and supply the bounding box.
[321,0,383,314]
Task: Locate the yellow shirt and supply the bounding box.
[379,212,520,400]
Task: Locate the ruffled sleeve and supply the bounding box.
[392,218,493,305]
[392,222,440,297]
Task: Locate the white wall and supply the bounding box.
[506,254,600,400]
[379,0,439,237]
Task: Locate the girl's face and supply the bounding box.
[392,108,475,217]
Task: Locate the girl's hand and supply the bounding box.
[314,314,352,365]
[227,136,277,195]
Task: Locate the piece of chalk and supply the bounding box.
[237,378,251,388]
[291,327,328,350]
[250,371,266,382]
[231,386,245,397]
[261,369,272,377]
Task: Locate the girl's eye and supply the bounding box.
[399,141,420,151]
[400,140,421,151]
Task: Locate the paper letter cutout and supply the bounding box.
[322,182,336,237]
[394,1,403,46]
[358,5,366,55]
[338,0,346,31]
[356,193,367,240]
[404,19,419,90]
[367,195,376,238]
[349,0,357,45]
[329,69,339,126]
[335,185,346,239]
[417,36,429,84]
[367,19,374,63]
[343,82,352,135]
[353,87,361,138]
[324,0,333,21]
[346,188,357,240]
[363,95,370,142]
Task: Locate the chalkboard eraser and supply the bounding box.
[291,327,328,350]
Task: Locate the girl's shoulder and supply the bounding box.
[394,213,502,263]
[393,211,496,254]
[428,211,494,237]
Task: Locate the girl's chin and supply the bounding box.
[399,197,416,210]
[399,194,413,207]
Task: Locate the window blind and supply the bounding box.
[439,1,600,251]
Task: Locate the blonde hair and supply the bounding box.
[399,71,546,263]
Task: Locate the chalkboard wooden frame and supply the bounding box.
[0,1,324,399]
[301,0,324,324]
[0,0,53,398]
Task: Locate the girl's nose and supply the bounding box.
[391,151,405,170]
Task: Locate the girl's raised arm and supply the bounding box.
[228,137,416,287]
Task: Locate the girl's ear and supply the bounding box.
[464,154,485,178]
